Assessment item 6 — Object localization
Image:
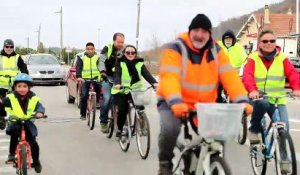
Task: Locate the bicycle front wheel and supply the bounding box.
[19,145,28,175]
[237,114,247,145]
[136,111,150,159]
[250,144,267,175]
[88,95,96,130]
[210,155,231,175]
[106,106,115,139]
[275,133,297,175]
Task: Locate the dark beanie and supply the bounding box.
[188,14,212,33]
[3,39,14,47]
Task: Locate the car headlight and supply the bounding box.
[28,69,36,75]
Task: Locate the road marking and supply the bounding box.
[0,166,15,173]
[0,139,9,143]
[0,132,5,136]
[290,129,300,132]
[290,118,300,123]
[0,146,8,151]
[297,153,300,162]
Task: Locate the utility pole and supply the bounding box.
[297,0,299,34]
[35,24,41,52]
[55,6,63,59]
[26,37,29,53]
[98,28,101,52]
[136,0,141,51]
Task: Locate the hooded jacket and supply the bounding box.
[0,50,28,74]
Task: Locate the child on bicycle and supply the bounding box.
[112,45,157,140]
[3,73,45,173]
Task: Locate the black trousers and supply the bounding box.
[0,88,8,118]
[113,93,131,131]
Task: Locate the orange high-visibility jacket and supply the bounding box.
[157,32,248,108]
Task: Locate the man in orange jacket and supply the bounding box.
[157,14,253,175]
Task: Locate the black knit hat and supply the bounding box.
[188,14,212,33]
[3,39,14,47]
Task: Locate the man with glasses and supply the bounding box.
[98,32,125,133]
[0,39,28,130]
[243,29,300,173]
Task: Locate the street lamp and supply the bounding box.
[136,0,141,51]
[55,6,63,59]
[98,28,101,52]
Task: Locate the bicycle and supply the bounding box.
[0,74,14,129]
[109,85,153,159]
[82,76,101,130]
[5,114,47,175]
[250,92,297,175]
[173,103,245,175]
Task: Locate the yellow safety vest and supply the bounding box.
[0,54,20,89]
[250,52,286,104]
[106,43,113,59]
[81,54,101,80]
[5,93,40,120]
[218,41,246,71]
[111,61,143,94]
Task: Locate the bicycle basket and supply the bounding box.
[130,88,152,106]
[196,103,244,140]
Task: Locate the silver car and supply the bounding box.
[27,54,66,85]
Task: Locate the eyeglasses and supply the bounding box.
[5,45,14,49]
[125,51,136,55]
[261,40,276,44]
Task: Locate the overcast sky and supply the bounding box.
[0,0,284,51]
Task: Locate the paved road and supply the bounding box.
[0,85,299,175]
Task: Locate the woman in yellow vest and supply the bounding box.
[3,73,45,173]
[112,45,157,140]
[243,29,300,173]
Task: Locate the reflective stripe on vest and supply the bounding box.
[106,43,113,59]
[0,55,20,89]
[81,55,101,79]
[111,61,143,94]
[5,93,39,120]
[250,52,286,104]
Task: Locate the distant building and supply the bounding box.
[236,5,300,57]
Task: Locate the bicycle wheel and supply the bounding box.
[106,106,115,139]
[76,88,81,109]
[19,145,28,175]
[250,143,267,175]
[136,111,150,159]
[119,111,132,152]
[89,95,96,130]
[237,114,247,145]
[210,155,231,175]
[275,133,297,175]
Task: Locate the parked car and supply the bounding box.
[27,54,66,85]
[65,52,83,106]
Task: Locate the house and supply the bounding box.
[236,5,299,58]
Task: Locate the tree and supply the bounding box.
[37,42,46,53]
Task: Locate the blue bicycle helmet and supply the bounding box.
[13,73,33,86]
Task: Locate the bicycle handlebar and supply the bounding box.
[119,85,154,92]
[6,114,48,121]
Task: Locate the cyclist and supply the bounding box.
[112,45,157,140]
[76,42,101,120]
[217,30,247,102]
[98,33,125,132]
[0,39,28,130]
[3,73,45,173]
[242,29,300,173]
[157,14,253,175]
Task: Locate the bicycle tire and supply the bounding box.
[89,95,96,130]
[275,133,297,175]
[20,145,28,175]
[106,106,115,139]
[237,114,247,145]
[210,155,231,175]
[136,111,150,159]
[76,88,81,109]
[119,110,132,152]
[250,130,267,175]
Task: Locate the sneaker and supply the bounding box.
[32,160,42,173]
[248,130,260,144]
[80,115,86,120]
[5,154,15,164]
[100,123,108,133]
[280,160,292,174]
[158,161,173,175]
[0,119,6,130]
[115,130,122,141]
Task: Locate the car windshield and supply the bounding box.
[29,55,59,65]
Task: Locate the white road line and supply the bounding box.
[0,132,5,136]
[290,118,300,123]
[290,129,300,132]
[297,153,300,162]
[0,166,15,173]
[0,146,8,151]
[0,155,7,160]
[0,139,10,143]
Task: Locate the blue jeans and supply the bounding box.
[100,76,113,124]
[80,81,101,116]
[249,99,289,133]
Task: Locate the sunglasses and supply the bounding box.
[125,51,136,55]
[5,45,14,49]
[261,40,276,44]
